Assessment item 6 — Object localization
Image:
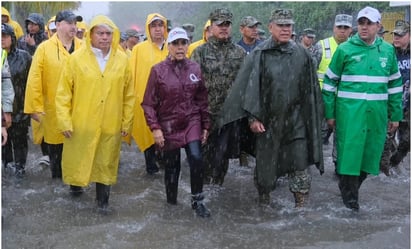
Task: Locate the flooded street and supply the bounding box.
[2,139,410,249]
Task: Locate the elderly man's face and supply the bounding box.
[269,22,292,44]
[149,20,165,42]
[90,25,113,52]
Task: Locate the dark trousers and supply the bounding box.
[338,171,367,208]
[47,143,63,178]
[391,120,410,166]
[96,182,111,208]
[2,123,28,167]
[163,140,204,204]
[144,144,159,174]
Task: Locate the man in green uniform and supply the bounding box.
[322,6,403,211]
[218,9,324,207]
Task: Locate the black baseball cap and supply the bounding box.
[55,10,82,23]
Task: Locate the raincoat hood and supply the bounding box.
[45,16,56,38]
[2,23,17,52]
[25,13,45,34]
[87,15,120,52]
[144,13,168,43]
[348,33,383,48]
[1,7,11,20]
[202,20,211,42]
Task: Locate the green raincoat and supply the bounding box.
[55,15,135,186]
[322,34,403,176]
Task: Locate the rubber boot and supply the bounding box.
[339,175,359,211]
[239,151,249,167]
[70,185,84,197]
[191,193,210,218]
[144,145,159,175]
[164,163,180,205]
[96,183,111,214]
[14,163,25,178]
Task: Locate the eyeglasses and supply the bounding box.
[336,25,351,29]
[171,39,188,46]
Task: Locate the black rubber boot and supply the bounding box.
[144,145,159,175]
[339,175,360,211]
[96,183,111,214]
[14,163,25,178]
[164,165,179,205]
[69,185,84,197]
[191,193,210,218]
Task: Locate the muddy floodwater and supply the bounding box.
[2,138,410,249]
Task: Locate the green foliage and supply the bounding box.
[2,1,80,27]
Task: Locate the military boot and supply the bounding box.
[191,193,210,218]
[293,192,307,208]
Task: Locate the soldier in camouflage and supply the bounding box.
[191,8,246,185]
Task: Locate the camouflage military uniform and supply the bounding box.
[191,8,246,185]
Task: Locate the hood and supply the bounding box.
[2,23,17,52]
[144,13,168,43]
[1,7,11,21]
[45,15,56,38]
[25,13,45,33]
[202,20,211,42]
[86,15,120,53]
[348,33,383,48]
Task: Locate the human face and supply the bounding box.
[393,32,410,50]
[90,25,113,53]
[268,22,292,44]
[126,36,139,49]
[240,24,259,41]
[210,21,232,41]
[333,25,352,44]
[2,15,9,23]
[357,17,380,44]
[168,38,188,61]
[76,29,85,39]
[56,20,77,39]
[1,33,12,51]
[149,20,165,42]
[301,35,314,47]
[27,21,40,34]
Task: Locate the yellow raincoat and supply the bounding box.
[24,30,83,145]
[1,7,24,39]
[187,20,211,57]
[55,15,135,187]
[45,16,56,38]
[129,13,168,151]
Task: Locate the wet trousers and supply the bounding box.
[2,123,28,168]
[390,119,410,167]
[144,144,159,174]
[47,143,63,178]
[163,140,204,204]
[338,171,367,208]
[202,124,233,185]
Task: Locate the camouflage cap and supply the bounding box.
[270,9,294,25]
[240,16,261,27]
[392,20,410,36]
[302,28,316,38]
[209,8,233,25]
[335,14,353,27]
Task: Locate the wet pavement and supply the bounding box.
[2,138,410,249]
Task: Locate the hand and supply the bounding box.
[250,120,266,133]
[326,119,336,129]
[62,130,72,138]
[2,127,7,146]
[25,34,35,46]
[201,129,208,144]
[388,121,399,134]
[153,129,164,148]
[4,113,12,128]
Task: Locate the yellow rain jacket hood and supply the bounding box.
[56,15,135,186]
[129,13,168,150]
[188,20,210,57]
[2,7,24,39]
[24,28,83,145]
[45,16,56,38]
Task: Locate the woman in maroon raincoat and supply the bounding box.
[142,27,210,218]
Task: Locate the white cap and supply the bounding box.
[48,22,56,30]
[357,6,381,23]
[167,27,189,43]
[150,16,163,24]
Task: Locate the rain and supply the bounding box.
[2,136,410,248]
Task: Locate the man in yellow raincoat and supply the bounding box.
[1,7,23,39]
[55,15,134,214]
[24,10,83,179]
[129,13,168,174]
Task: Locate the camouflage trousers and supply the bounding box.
[390,118,410,167]
[289,169,312,194]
